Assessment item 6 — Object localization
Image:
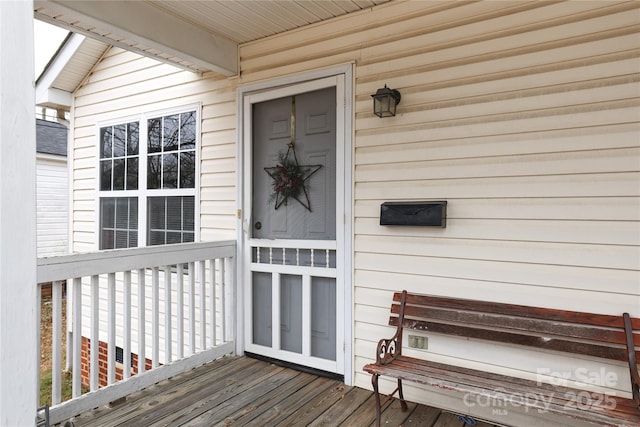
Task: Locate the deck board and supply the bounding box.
[65,356,499,427]
[77,357,247,427]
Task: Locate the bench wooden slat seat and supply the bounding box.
[363,291,640,427]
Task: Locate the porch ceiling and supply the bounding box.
[34,0,391,76]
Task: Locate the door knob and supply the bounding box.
[254,221,262,230]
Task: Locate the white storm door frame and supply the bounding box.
[236,64,353,384]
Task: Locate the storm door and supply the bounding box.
[243,78,344,375]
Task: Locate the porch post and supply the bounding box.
[0,1,38,425]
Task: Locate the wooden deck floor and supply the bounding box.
[66,356,497,427]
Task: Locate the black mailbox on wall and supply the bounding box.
[380,201,447,227]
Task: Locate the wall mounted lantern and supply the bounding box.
[371,84,401,118]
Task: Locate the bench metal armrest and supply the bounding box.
[376,332,402,365]
[375,291,408,365]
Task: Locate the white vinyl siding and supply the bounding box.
[237,1,639,423]
[37,155,68,257]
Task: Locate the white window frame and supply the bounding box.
[95,103,201,250]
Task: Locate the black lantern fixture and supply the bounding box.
[371,84,401,118]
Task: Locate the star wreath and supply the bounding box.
[264,142,322,211]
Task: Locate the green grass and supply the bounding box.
[40,369,74,407]
[40,295,82,407]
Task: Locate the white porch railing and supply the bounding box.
[37,240,236,425]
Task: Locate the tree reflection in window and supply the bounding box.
[100,122,139,191]
[147,111,196,190]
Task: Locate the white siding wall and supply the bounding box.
[37,154,68,257]
[70,1,640,424]
[71,48,237,253]
[238,1,640,424]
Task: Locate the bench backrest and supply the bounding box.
[389,291,640,364]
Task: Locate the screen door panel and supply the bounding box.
[247,86,339,373]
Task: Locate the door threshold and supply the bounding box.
[245,352,344,382]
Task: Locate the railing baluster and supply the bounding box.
[199,260,206,351]
[189,262,196,355]
[137,269,146,374]
[107,273,116,385]
[52,280,63,405]
[90,275,99,391]
[72,277,82,398]
[220,258,226,343]
[152,267,159,368]
[123,271,131,380]
[164,266,172,363]
[209,259,216,347]
[66,286,72,372]
[177,264,184,359]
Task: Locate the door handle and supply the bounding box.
[254,221,262,230]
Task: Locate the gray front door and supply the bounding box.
[244,85,341,373]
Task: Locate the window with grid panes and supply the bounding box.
[98,108,198,250]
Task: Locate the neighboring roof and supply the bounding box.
[34,0,391,75]
[35,32,109,111]
[36,119,67,157]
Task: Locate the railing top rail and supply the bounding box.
[37,240,236,284]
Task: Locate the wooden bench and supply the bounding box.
[363,290,640,427]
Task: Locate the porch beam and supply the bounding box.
[0,1,38,425]
[35,0,238,76]
[35,32,83,109]
[36,87,72,110]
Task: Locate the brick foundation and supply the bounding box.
[80,336,154,388]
